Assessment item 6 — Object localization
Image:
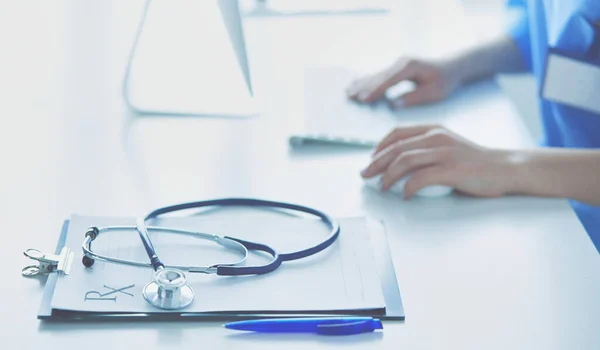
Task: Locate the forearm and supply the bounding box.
[444,35,528,85]
[506,149,600,206]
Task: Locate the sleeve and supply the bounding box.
[506,0,533,71]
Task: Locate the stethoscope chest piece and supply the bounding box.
[142,268,194,310]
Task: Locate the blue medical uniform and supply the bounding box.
[507,0,600,251]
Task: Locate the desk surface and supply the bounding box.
[4,1,600,349]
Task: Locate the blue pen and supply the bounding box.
[224,317,383,336]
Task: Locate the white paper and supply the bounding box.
[51,211,385,314]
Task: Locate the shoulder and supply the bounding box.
[548,0,600,55]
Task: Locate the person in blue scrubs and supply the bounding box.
[348,0,600,251]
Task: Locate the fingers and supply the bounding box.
[402,165,456,199]
[358,69,406,103]
[374,125,442,154]
[361,145,402,178]
[392,83,445,108]
[362,131,453,179]
[346,77,370,99]
[347,73,395,103]
[380,148,447,190]
[347,58,418,103]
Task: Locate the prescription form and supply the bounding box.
[50,212,386,314]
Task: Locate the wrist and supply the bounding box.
[440,46,486,88]
[501,150,529,194]
[439,54,470,88]
[442,35,523,86]
[501,149,565,197]
[487,149,526,195]
[434,55,471,97]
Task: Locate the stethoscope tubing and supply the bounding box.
[83,198,340,277]
[137,198,340,261]
[134,198,340,275]
[82,225,249,273]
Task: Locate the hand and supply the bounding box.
[360,125,516,199]
[346,57,462,108]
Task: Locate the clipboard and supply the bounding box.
[36,217,405,321]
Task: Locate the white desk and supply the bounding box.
[4,1,600,349]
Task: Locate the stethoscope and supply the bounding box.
[81,198,340,310]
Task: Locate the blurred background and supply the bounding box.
[0,0,539,226]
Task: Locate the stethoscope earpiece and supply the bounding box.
[82,255,95,268]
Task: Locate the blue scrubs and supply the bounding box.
[507,0,600,251]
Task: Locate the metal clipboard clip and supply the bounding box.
[22,247,74,277]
